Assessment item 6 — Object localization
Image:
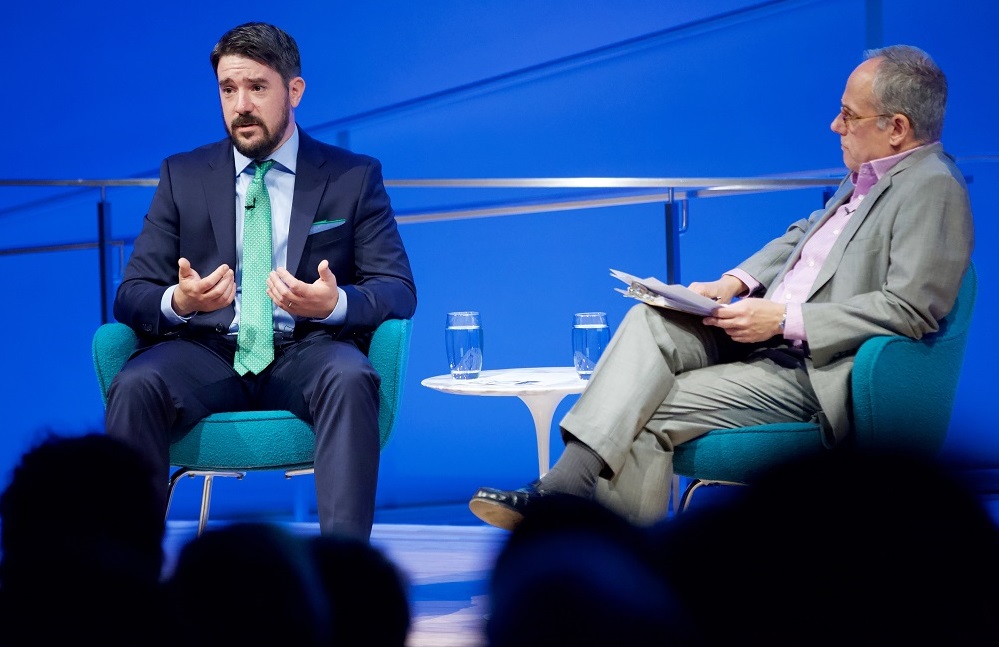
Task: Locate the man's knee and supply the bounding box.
[107,362,165,403]
[316,359,380,397]
[623,303,656,325]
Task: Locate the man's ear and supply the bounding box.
[888,113,913,147]
[288,77,306,108]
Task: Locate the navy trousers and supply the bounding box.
[104,330,381,539]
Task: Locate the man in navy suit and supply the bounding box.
[106,22,417,540]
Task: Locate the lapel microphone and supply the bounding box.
[245,198,256,210]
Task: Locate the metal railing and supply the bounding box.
[0,174,846,322]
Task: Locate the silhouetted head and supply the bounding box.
[650,447,999,646]
[166,522,331,646]
[309,534,411,647]
[488,494,695,647]
[0,431,167,646]
[0,431,165,586]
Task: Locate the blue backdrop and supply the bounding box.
[2,0,996,520]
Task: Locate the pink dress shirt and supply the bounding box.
[725,145,927,344]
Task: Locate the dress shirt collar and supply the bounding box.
[850,142,931,198]
[233,125,300,177]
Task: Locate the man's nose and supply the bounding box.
[830,112,845,134]
[235,90,253,113]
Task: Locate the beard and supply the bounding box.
[226,103,290,159]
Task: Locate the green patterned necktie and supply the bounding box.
[234,160,276,375]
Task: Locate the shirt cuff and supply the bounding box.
[724,269,758,297]
[782,303,805,341]
[313,287,348,325]
[161,285,191,324]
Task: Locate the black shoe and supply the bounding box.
[468,480,550,530]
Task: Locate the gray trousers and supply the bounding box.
[559,303,822,524]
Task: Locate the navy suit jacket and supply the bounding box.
[114,130,417,354]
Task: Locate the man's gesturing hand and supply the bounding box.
[172,258,235,316]
[267,259,339,319]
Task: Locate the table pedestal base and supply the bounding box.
[517,392,574,477]
[421,367,586,478]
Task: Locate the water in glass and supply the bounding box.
[573,312,610,379]
[446,311,482,379]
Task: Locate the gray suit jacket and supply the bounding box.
[738,142,974,445]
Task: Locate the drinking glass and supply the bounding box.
[445,311,483,379]
[572,312,610,380]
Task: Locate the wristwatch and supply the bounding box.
[779,307,787,332]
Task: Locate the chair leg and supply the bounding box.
[165,467,246,536]
[677,478,703,512]
[677,478,746,513]
[284,467,316,523]
[165,466,192,522]
[192,471,246,536]
[198,475,214,537]
[670,474,682,514]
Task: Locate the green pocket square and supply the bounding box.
[309,219,346,234]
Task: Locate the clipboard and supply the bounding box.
[610,268,722,316]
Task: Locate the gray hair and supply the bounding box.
[864,45,947,142]
[210,22,302,84]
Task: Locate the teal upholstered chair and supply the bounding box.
[673,263,977,511]
[92,318,413,535]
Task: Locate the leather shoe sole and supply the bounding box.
[468,481,546,530]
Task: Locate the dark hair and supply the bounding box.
[0,431,164,577]
[864,44,947,142]
[210,22,302,84]
[0,431,168,647]
[167,522,331,646]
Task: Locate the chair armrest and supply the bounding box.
[92,323,139,405]
[368,318,413,448]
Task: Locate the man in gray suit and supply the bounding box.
[470,44,974,529]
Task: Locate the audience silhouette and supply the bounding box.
[166,521,413,646]
[0,427,414,647]
[309,534,411,646]
[487,493,697,647]
[649,447,999,646]
[166,521,332,646]
[3,431,996,646]
[0,431,167,647]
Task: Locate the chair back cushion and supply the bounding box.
[850,262,977,454]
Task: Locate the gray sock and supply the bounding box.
[539,439,605,498]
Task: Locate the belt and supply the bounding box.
[758,345,808,369]
[751,337,809,368]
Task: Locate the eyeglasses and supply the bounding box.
[839,108,892,129]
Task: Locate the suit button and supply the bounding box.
[142,324,153,332]
[215,324,226,333]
